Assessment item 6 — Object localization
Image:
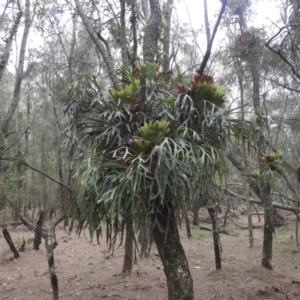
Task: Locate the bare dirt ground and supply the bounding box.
[1,212,300,300]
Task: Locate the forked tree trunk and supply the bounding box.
[153,203,194,300]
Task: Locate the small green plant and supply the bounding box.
[192,229,212,240]
[275,227,289,235]
[274,240,290,252]
[225,228,240,236]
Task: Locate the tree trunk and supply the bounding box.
[0,9,22,83]
[45,234,59,300]
[238,67,254,247]
[296,213,299,247]
[153,203,194,300]
[192,198,199,226]
[141,0,150,20]
[68,217,75,236]
[251,64,274,269]
[183,205,192,239]
[2,228,19,258]
[130,0,138,67]
[0,0,32,139]
[34,209,45,250]
[139,212,150,258]
[261,186,273,269]
[44,215,65,300]
[162,0,173,71]
[119,0,129,68]
[122,216,134,273]
[207,206,222,269]
[143,0,162,63]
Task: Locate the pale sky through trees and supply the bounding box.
[8,0,283,74]
[180,0,282,30]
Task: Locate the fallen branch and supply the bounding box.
[5,196,47,239]
[0,221,23,228]
[222,187,300,213]
[2,228,19,258]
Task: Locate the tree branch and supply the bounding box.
[73,0,121,89]
[197,0,227,75]
[265,25,300,81]
[1,156,72,192]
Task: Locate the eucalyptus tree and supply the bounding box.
[219,0,300,269]
[0,0,33,147]
[227,1,277,269]
[0,0,22,83]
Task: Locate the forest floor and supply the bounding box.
[1,210,300,300]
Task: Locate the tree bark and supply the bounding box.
[207,206,221,269]
[34,209,45,250]
[183,205,192,239]
[68,217,75,236]
[238,67,254,247]
[119,0,129,68]
[251,63,274,269]
[261,188,273,269]
[0,6,22,83]
[45,236,59,300]
[139,214,150,258]
[130,0,138,67]
[153,203,194,300]
[203,0,211,42]
[141,0,150,20]
[162,0,173,71]
[192,198,199,226]
[143,0,162,63]
[45,214,65,300]
[0,0,32,140]
[122,216,134,273]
